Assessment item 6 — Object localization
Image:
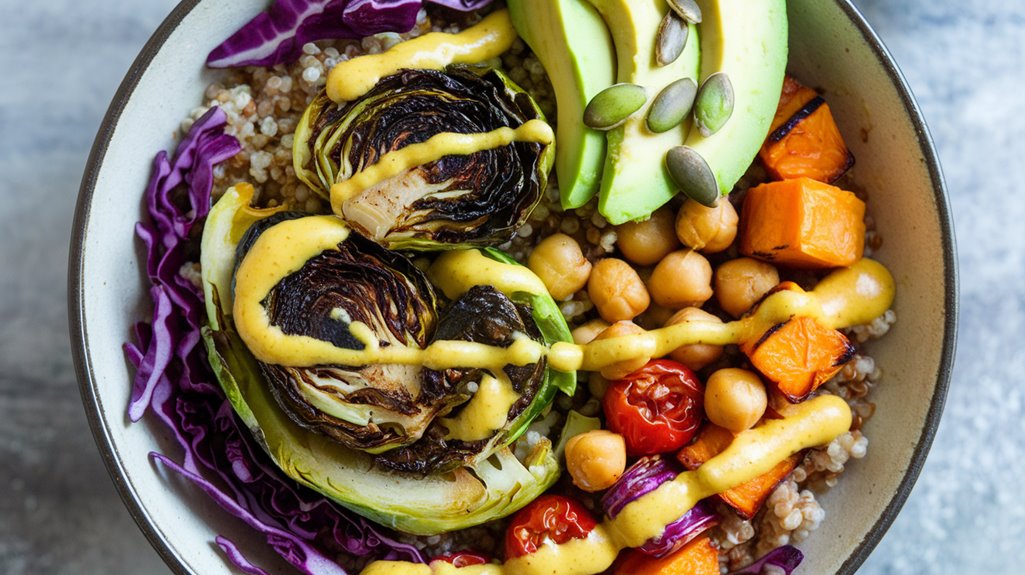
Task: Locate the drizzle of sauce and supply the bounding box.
[441,373,521,442]
[326,9,518,103]
[331,120,555,213]
[358,395,852,575]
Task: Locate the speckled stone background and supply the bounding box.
[0,0,1018,573]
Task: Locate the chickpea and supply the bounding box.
[714,257,780,318]
[528,233,593,300]
[572,318,611,345]
[675,198,739,254]
[588,258,651,322]
[565,430,627,492]
[615,207,680,266]
[594,321,649,380]
[647,249,713,309]
[664,307,724,370]
[587,373,610,400]
[704,368,768,432]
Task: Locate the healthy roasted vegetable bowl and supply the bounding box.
[77,0,953,574]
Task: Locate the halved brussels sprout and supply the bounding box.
[235,217,451,453]
[294,66,554,251]
[199,187,576,533]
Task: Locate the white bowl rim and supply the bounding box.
[68,1,958,573]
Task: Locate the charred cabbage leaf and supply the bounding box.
[199,189,568,533]
[294,66,554,250]
[234,214,449,453]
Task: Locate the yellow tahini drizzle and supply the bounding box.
[358,395,852,575]
[326,9,518,103]
[330,120,554,213]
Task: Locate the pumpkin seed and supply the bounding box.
[666,146,719,207]
[647,78,698,133]
[667,0,702,24]
[694,72,735,137]
[656,12,689,66]
[584,83,648,131]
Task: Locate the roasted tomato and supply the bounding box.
[603,359,705,455]
[433,552,489,567]
[504,494,598,559]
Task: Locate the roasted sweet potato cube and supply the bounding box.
[741,316,855,402]
[677,424,735,471]
[719,453,803,520]
[761,76,854,183]
[677,425,803,519]
[740,177,866,269]
[768,76,820,134]
[615,536,720,575]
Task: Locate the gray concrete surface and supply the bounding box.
[0,0,1018,573]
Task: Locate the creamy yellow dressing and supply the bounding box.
[326,9,518,103]
[428,249,549,299]
[331,120,554,213]
[441,373,521,442]
[235,239,894,373]
[358,395,851,575]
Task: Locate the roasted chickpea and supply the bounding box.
[615,207,680,266]
[675,198,739,253]
[588,258,651,322]
[714,257,780,318]
[647,249,713,309]
[528,233,593,300]
[594,321,648,380]
[704,368,768,432]
[664,307,724,370]
[572,318,611,345]
[565,430,627,492]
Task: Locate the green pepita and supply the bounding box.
[656,12,689,66]
[666,0,702,24]
[666,146,719,207]
[647,78,698,133]
[693,72,735,137]
[584,83,648,131]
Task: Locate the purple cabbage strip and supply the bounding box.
[206,0,494,69]
[728,545,804,575]
[216,537,273,575]
[126,105,424,574]
[601,456,718,558]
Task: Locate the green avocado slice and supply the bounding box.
[199,189,564,534]
[587,0,701,225]
[507,0,616,209]
[683,0,788,198]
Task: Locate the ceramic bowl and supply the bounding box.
[70,1,957,573]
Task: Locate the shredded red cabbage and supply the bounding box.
[125,106,424,574]
[207,0,494,69]
[601,456,718,558]
[728,545,804,575]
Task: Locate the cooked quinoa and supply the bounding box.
[179,6,896,570]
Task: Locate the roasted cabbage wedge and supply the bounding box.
[199,185,577,534]
[294,66,554,251]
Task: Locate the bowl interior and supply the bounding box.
[70,1,955,573]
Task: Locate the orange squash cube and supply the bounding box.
[614,536,720,575]
[676,424,804,520]
[740,177,866,269]
[741,316,855,402]
[760,76,854,183]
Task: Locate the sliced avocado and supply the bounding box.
[586,0,701,225]
[199,193,563,535]
[683,0,788,198]
[507,0,615,209]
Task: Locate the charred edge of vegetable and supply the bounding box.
[767,96,825,143]
[832,338,857,367]
[750,319,790,351]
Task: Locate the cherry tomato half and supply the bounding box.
[504,494,598,559]
[433,551,489,567]
[603,359,704,455]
